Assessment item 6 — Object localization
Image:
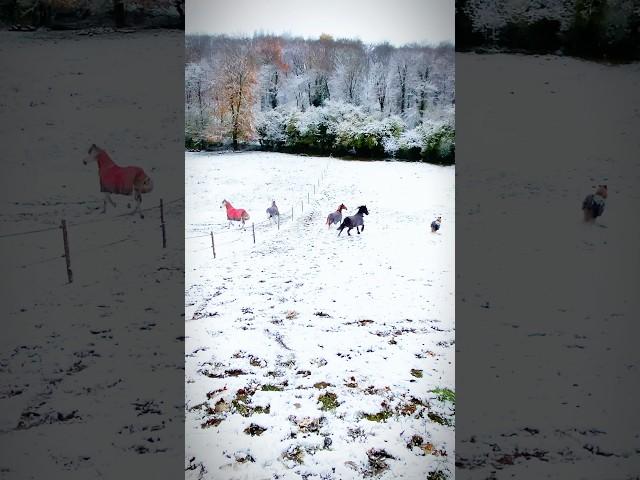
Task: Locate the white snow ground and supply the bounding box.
[0,31,184,478]
[185,152,455,479]
[456,53,640,478]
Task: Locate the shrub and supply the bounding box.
[422,124,455,165]
[255,109,287,149]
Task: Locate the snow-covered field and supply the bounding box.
[185,151,455,479]
[456,53,640,477]
[0,31,184,478]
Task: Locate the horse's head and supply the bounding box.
[358,205,369,215]
[596,184,608,198]
[139,175,154,194]
[83,144,100,165]
[338,203,347,212]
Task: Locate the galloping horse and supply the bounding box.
[338,205,369,236]
[431,216,442,232]
[83,144,153,218]
[582,185,607,222]
[325,203,347,228]
[221,199,250,227]
[266,200,279,221]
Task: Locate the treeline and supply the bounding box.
[457,0,639,61]
[185,33,455,163]
[0,0,184,29]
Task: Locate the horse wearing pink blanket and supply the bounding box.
[83,144,153,218]
[221,199,250,228]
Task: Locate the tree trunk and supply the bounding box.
[113,0,125,27]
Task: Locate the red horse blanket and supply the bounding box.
[97,150,148,195]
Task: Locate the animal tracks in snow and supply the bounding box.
[186,152,454,479]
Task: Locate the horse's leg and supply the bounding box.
[107,193,116,207]
[136,191,144,219]
[360,224,364,232]
[102,194,107,213]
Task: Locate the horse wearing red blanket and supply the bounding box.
[221,199,250,228]
[83,144,153,218]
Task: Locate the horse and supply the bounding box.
[221,199,250,227]
[337,205,369,236]
[325,203,347,228]
[266,200,279,221]
[431,216,442,233]
[582,185,607,223]
[83,144,153,218]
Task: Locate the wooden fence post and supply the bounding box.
[210,231,216,258]
[301,200,303,212]
[61,219,73,283]
[160,198,167,248]
[252,223,256,244]
[308,191,310,203]
[277,214,280,230]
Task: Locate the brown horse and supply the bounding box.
[325,203,347,228]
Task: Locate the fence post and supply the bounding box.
[252,223,256,244]
[313,184,315,195]
[292,206,294,220]
[210,231,216,259]
[301,200,303,212]
[61,219,73,283]
[277,214,280,230]
[308,191,310,203]
[160,198,167,248]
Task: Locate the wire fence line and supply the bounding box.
[0,196,185,280]
[0,196,184,239]
[186,162,330,259]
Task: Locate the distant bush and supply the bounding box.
[254,102,453,164]
[498,19,562,54]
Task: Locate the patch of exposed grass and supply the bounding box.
[282,445,304,464]
[431,387,455,403]
[313,381,331,389]
[427,470,448,480]
[232,389,270,417]
[261,384,283,392]
[363,410,393,422]
[427,411,453,427]
[318,392,339,411]
[410,369,423,378]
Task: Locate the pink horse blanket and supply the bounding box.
[96,150,150,195]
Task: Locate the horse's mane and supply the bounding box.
[96,149,115,170]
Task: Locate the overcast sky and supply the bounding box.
[186,0,454,46]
